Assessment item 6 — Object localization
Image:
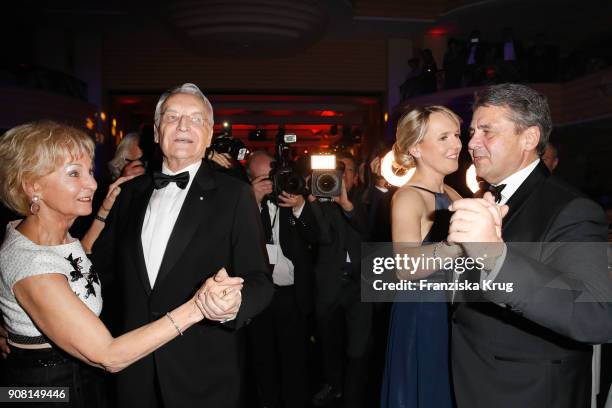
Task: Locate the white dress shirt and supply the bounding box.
[484,158,540,282]
[451,159,542,303]
[263,200,304,286]
[141,161,201,287]
[495,158,540,205]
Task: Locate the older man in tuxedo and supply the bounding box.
[92,83,273,408]
[447,84,612,408]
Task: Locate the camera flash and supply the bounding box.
[311,155,336,170]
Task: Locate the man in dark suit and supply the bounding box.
[447,84,612,408]
[310,153,372,408]
[92,83,273,408]
[362,154,395,243]
[245,150,318,408]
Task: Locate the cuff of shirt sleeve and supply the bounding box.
[292,201,305,218]
[342,207,355,218]
[483,243,507,282]
[221,315,237,323]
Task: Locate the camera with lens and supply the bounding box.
[311,154,344,198]
[269,133,306,201]
[209,133,249,161]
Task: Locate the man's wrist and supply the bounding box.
[435,241,462,259]
[464,241,505,270]
[340,201,354,212]
[292,200,305,217]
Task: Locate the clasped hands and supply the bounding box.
[194,268,243,322]
[447,192,509,263]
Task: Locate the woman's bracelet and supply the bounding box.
[95,214,106,223]
[166,312,183,336]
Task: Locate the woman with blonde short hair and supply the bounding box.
[0,121,216,407]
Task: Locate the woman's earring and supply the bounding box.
[29,195,40,215]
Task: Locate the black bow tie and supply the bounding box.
[152,171,190,190]
[262,195,274,205]
[484,183,506,203]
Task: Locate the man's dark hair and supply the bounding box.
[473,83,552,155]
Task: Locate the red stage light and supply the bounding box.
[119,98,140,105]
[427,27,447,36]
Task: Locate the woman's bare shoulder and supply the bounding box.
[392,185,427,210]
[444,185,463,201]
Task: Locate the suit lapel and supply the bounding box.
[153,163,217,291]
[128,177,154,295]
[502,161,549,233]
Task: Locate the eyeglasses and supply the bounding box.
[161,111,210,127]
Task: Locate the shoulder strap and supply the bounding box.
[408,185,438,195]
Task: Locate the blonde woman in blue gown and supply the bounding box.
[381,106,463,408]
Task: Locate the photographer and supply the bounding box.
[108,132,146,180]
[246,150,319,408]
[309,152,372,408]
[205,134,250,183]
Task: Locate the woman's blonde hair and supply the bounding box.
[0,121,95,215]
[392,105,461,170]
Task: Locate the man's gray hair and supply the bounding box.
[154,83,214,131]
[473,83,552,155]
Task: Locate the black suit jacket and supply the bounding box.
[364,185,395,242]
[92,162,273,408]
[310,191,369,313]
[270,202,318,315]
[453,162,612,408]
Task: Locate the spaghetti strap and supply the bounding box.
[408,185,440,195]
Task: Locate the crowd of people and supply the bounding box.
[0,82,611,408]
[401,28,610,100]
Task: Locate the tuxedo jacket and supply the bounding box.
[453,162,612,408]
[310,190,370,313]
[270,202,319,315]
[92,162,273,408]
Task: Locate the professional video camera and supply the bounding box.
[268,133,306,200]
[310,154,344,198]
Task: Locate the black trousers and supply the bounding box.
[247,285,309,408]
[316,277,372,408]
[0,346,107,408]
